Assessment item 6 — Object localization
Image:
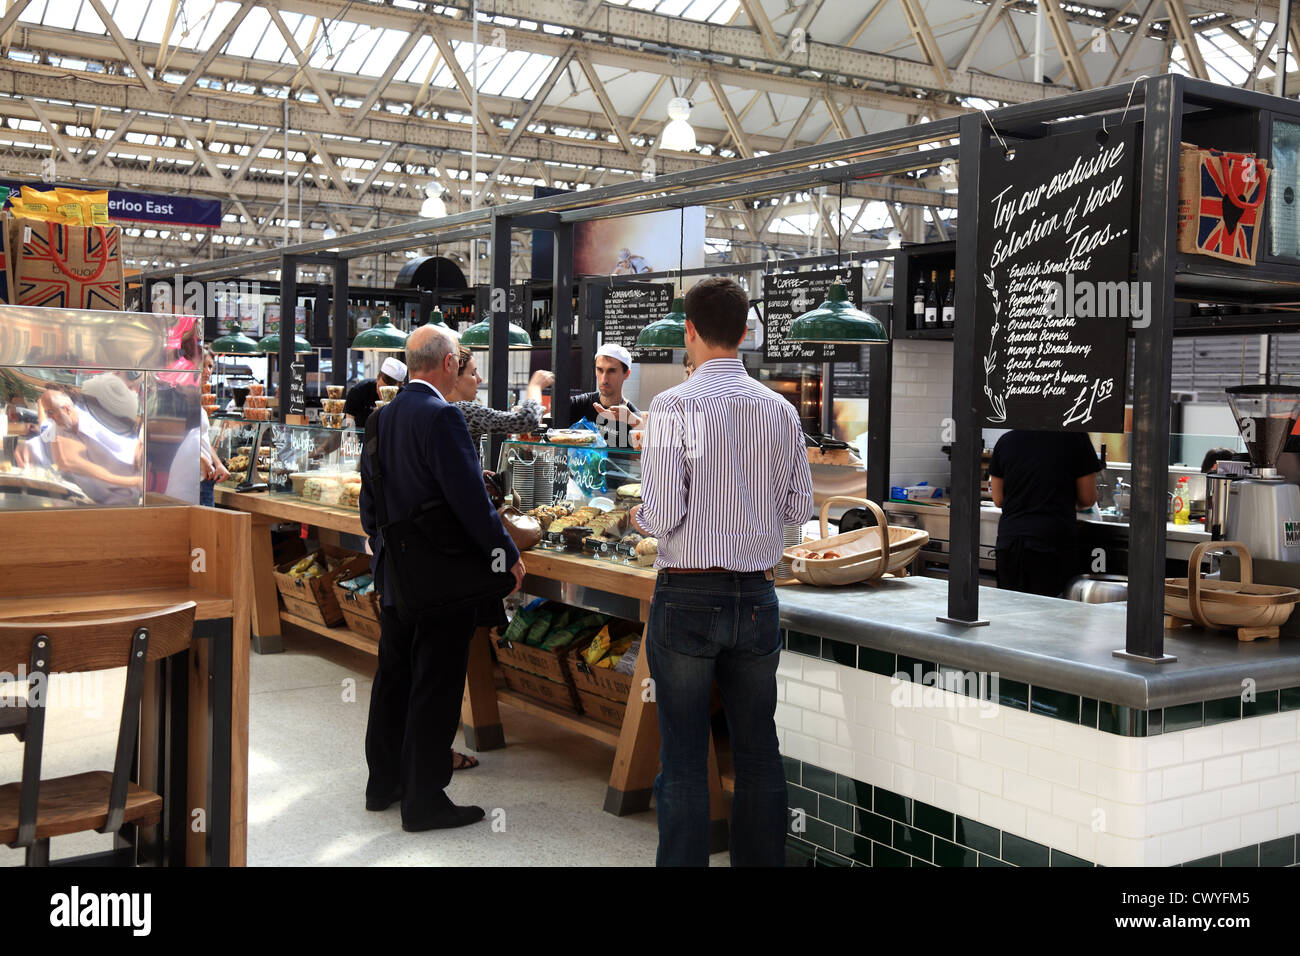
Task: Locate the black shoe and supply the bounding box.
[366,789,402,812]
[401,803,486,832]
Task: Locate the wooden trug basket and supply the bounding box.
[1164,540,1300,642]
[782,496,929,587]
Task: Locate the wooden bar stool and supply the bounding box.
[0,602,196,866]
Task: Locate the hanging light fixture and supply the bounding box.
[787,180,889,346]
[211,322,259,355]
[638,207,689,348]
[257,332,314,355]
[460,312,533,349]
[661,96,696,152]
[321,226,338,241]
[420,181,448,219]
[351,309,409,351]
[429,307,448,327]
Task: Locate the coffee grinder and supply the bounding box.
[1223,384,1300,561]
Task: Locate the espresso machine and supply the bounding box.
[1223,384,1300,561]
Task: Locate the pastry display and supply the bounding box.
[619,532,644,548]
[546,428,597,445]
[340,479,362,507]
[247,383,265,396]
[326,385,344,399]
[634,537,658,566]
[616,483,642,499]
[228,455,251,473]
[321,399,346,414]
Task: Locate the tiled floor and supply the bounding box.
[1,632,724,866]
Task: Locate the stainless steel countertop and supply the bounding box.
[882,501,1212,544]
[776,575,1300,710]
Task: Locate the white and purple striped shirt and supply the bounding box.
[638,357,814,572]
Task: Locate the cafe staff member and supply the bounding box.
[989,429,1100,598]
[567,344,641,446]
[345,357,407,429]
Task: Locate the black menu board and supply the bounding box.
[474,284,531,329]
[975,126,1137,431]
[600,283,674,363]
[288,362,306,416]
[762,267,860,362]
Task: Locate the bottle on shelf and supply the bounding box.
[912,273,926,330]
[540,299,552,341]
[942,268,955,328]
[924,270,939,328]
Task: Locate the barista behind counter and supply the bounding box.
[989,429,1100,597]
[345,357,407,429]
[566,343,640,447]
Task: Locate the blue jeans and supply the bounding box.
[200,479,215,508]
[646,569,787,867]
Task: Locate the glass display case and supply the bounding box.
[209,417,361,508]
[496,438,649,562]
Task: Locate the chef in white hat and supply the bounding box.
[559,343,640,445]
[345,356,407,429]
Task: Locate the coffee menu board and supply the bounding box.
[600,283,674,363]
[762,267,860,362]
[975,126,1137,432]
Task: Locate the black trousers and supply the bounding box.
[995,538,1078,598]
[365,604,477,822]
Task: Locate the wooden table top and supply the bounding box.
[0,587,234,622]
[215,487,363,535]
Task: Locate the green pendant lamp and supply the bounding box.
[636,296,688,348]
[460,312,533,350]
[257,332,313,355]
[351,310,409,351]
[211,323,259,355]
[429,307,448,327]
[786,283,889,345]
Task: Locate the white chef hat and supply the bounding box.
[380,357,408,382]
[596,343,633,371]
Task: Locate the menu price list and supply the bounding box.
[762,267,861,363]
[600,283,674,363]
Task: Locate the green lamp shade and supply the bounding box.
[786,283,889,345]
[211,328,260,355]
[460,317,533,349]
[636,297,687,348]
[429,308,447,327]
[351,315,409,351]
[257,332,313,355]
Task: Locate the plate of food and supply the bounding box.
[546,429,598,446]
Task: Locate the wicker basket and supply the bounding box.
[783,496,929,587]
[1164,540,1300,642]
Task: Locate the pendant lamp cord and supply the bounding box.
[679,205,685,296]
[836,179,844,266]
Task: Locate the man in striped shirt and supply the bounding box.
[631,277,814,867]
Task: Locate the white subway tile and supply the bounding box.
[1094,765,1146,804]
[820,688,849,721]
[980,734,1029,773]
[1243,748,1280,782]
[1147,798,1183,835]
[783,731,819,763]
[854,697,897,732]
[803,710,837,743]
[979,792,1027,835]
[1240,807,1278,846]
[894,709,936,746]
[1025,809,1078,854]
[959,702,1003,735]
[1144,734,1183,769]
[776,652,801,680]
[1052,785,1100,825]
[774,702,802,731]
[819,741,854,776]
[1281,742,1300,773]
[892,766,935,805]
[1052,722,1101,762]
[1145,771,1162,802]
[934,718,980,755]
[1092,831,1144,868]
[915,744,957,781]
[932,779,982,819]
[1201,818,1241,855]
[1258,773,1295,810]
[1259,711,1298,747]
[1203,754,1242,789]
[1026,745,1080,788]
[1179,726,1223,762]
[1278,798,1299,836]
[1078,760,1099,795]
[1220,782,1260,817]
[775,681,785,703]
[801,659,840,690]
[840,667,876,703]
[1159,827,1203,867]
[1162,763,1204,799]
[1181,791,1222,828]
[785,680,820,711]
[1001,711,1054,748]
[838,720,870,753]
[853,752,892,788]
[956,754,1003,795]
[1096,799,1145,840]
[873,730,915,767]
[1220,719,1261,754]
[1097,734,1146,771]
[1001,769,1053,810]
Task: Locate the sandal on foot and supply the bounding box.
[452,750,479,771]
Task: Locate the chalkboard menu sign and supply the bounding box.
[600,283,674,363]
[762,267,860,362]
[975,126,1137,431]
[473,284,531,328]
[288,362,306,416]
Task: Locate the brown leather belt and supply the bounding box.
[659,567,775,580]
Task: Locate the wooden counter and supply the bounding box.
[0,505,251,866]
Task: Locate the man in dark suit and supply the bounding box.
[359,324,525,831]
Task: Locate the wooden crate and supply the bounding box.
[274,545,368,627]
[493,630,575,685]
[569,657,634,703]
[500,665,581,713]
[333,578,382,641]
[575,687,626,727]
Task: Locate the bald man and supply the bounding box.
[359,324,525,831]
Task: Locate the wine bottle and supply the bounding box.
[942,268,955,327]
[912,274,926,329]
[924,270,939,328]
